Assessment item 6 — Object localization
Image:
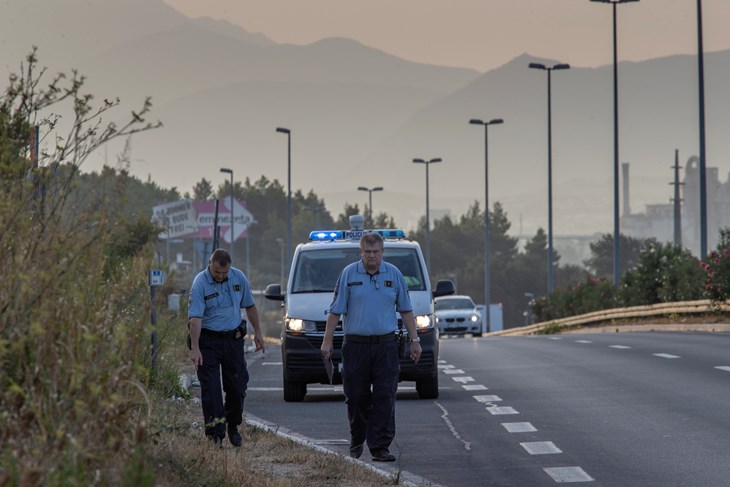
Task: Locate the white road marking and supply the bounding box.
[452,376,475,383]
[609,345,631,349]
[438,359,448,364]
[248,387,284,391]
[262,362,283,365]
[462,384,488,391]
[543,466,595,483]
[473,395,502,403]
[487,406,519,415]
[438,364,455,369]
[443,369,465,374]
[502,422,537,433]
[521,441,562,455]
[575,340,592,344]
[435,402,471,451]
[653,353,680,359]
[714,366,730,372]
[548,337,562,340]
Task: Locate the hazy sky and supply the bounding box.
[165,0,730,72]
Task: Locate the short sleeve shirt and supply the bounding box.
[188,266,255,331]
[328,259,413,336]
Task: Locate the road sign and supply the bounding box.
[197,198,255,243]
[152,200,197,238]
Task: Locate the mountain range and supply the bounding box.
[2,0,728,238]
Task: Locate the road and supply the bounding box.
[244,332,730,486]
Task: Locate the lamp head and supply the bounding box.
[275,127,290,134]
[553,63,571,70]
[220,167,232,174]
[469,119,484,125]
[529,63,546,70]
[487,119,504,126]
[357,186,368,191]
[373,187,383,192]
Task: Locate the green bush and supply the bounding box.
[702,229,730,303]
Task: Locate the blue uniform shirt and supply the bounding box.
[188,266,255,331]
[329,259,413,336]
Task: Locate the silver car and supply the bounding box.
[434,295,482,337]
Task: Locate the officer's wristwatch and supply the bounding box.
[410,336,421,343]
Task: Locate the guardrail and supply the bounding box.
[490,299,730,336]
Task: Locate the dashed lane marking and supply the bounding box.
[548,337,562,340]
[543,466,595,483]
[262,362,283,365]
[714,366,730,372]
[438,364,455,369]
[502,422,537,433]
[521,441,562,455]
[452,376,475,383]
[575,340,592,344]
[462,384,488,391]
[653,353,680,359]
[609,345,631,349]
[487,406,519,415]
[473,395,502,402]
[443,369,466,374]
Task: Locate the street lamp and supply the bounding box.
[529,62,570,295]
[219,167,234,263]
[590,0,638,286]
[357,186,383,222]
[276,237,285,285]
[412,158,442,274]
[469,118,503,333]
[275,127,292,267]
[697,0,708,258]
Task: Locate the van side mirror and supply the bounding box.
[433,279,455,298]
[265,283,285,301]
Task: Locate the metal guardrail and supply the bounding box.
[490,299,729,336]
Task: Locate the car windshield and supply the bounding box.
[435,298,475,311]
[291,247,426,293]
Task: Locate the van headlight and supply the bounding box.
[415,315,432,329]
[285,318,317,333]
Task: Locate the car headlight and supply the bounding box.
[415,315,432,328]
[470,314,479,323]
[285,318,317,333]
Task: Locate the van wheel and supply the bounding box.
[283,379,306,402]
[416,374,439,399]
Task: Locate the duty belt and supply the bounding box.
[201,327,243,340]
[344,332,397,344]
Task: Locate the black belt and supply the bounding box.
[344,333,397,344]
[201,327,242,339]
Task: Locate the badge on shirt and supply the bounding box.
[347,281,363,287]
[385,280,394,287]
[234,284,241,292]
[204,292,219,300]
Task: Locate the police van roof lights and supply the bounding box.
[308,229,405,241]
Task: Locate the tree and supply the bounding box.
[584,233,656,278]
[193,178,214,200]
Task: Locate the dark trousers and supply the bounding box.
[342,340,400,453]
[197,332,249,439]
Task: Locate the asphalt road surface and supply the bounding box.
[244,332,730,486]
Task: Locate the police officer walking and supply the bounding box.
[321,233,422,462]
[189,248,265,447]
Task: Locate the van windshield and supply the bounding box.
[291,247,427,293]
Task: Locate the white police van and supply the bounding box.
[265,215,454,402]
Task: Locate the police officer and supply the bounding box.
[189,248,265,447]
[321,233,422,462]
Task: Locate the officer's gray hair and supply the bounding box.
[360,232,384,249]
[210,248,232,267]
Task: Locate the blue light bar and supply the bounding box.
[308,229,405,241]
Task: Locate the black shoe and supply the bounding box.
[209,435,224,448]
[228,425,242,447]
[349,442,364,459]
[371,450,396,462]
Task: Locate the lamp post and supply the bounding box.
[357,186,383,222]
[590,0,638,286]
[276,237,285,285]
[469,118,503,333]
[219,167,234,263]
[275,127,292,267]
[529,62,570,295]
[697,0,708,258]
[412,158,442,274]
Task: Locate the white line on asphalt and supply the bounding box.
[575,340,592,344]
[443,369,465,374]
[435,402,471,451]
[609,345,631,349]
[521,441,562,455]
[502,422,537,433]
[473,395,502,403]
[714,366,730,372]
[438,364,455,369]
[548,337,562,340]
[462,384,488,391]
[487,406,519,415]
[262,362,283,365]
[452,376,475,383]
[653,353,680,359]
[543,466,595,483]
